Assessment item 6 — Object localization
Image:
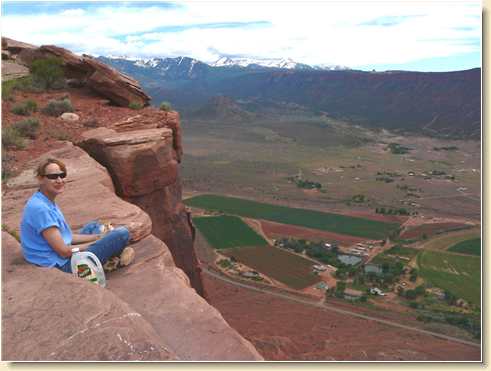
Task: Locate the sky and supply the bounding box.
[1,0,482,72]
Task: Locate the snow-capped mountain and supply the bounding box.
[211,56,350,71]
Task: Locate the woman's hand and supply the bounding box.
[71,233,101,245]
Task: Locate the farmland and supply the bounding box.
[420,228,480,251]
[448,238,481,256]
[193,215,268,249]
[222,246,321,290]
[185,194,400,239]
[417,250,480,305]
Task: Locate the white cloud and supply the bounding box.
[1,1,481,68]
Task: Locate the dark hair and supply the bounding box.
[36,158,67,177]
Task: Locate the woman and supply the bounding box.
[20,158,133,273]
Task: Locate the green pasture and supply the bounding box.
[421,228,480,251]
[448,238,481,256]
[223,246,321,290]
[185,194,400,239]
[193,215,268,250]
[417,250,480,305]
[384,245,420,259]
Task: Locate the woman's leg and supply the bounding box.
[78,221,103,235]
[86,227,130,265]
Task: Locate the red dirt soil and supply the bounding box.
[400,223,471,239]
[204,274,481,361]
[260,220,366,245]
[2,87,150,178]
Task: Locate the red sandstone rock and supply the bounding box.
[1,145,262,361]
[77,118,203,296]
[3,38,150,107]
[108,235,263,360]
[2,232,178,361]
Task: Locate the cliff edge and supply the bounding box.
[1,39,262,361]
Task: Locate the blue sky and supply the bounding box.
[1,1,481,71]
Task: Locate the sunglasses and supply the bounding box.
[44,172,67,180]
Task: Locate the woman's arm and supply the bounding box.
[42,227,92,258]
[71,233,101,245]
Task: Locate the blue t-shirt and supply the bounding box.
[20,191,73,268]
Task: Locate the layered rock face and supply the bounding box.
[77,111,204,296]
[2,144,262,361]
[2,37,150,107]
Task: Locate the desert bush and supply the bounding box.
[30,57,65,90]
[11,118,40,139]
[159,101,172,112]
[2,127,25,149]
[11,99,38,116]
[2,76,33,101]
[42,98,74,116]
[47,127,73,141]
[128,101,143,110]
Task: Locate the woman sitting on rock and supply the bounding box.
[20,158,134,274]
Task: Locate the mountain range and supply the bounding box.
[99,56,481,139]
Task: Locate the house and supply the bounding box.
[313,264,327,272]
[370,287,385,296]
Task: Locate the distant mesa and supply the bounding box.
[190,95,256,122]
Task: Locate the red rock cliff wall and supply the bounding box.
[77,111,204,296]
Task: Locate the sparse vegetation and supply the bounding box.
[2,126,25,149]
[42,98,74,116]
[11,99,37,116]
[287,175,322,190]
[159,101,172,111]
[2,224,20,242]
[11,118,40,139]
[2,76,34,101]
[128,101,143,110]
[30,57,65,90]
[387,143,411,154]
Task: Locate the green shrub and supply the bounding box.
[47,127,72,141]
[159,101,172,112]
[2,76,34,101]
[128,102,143,110]
[2,149,14,181]
[42,98,73,116]
[11,99,38,116]
[2,127,25,149]
[30,57,65,90]
[11,118,40,139]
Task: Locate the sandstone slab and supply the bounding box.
[2,232,178,361]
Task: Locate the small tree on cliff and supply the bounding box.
[30,57,65,90]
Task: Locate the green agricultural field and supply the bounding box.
[222,246,321,289]
[384,245,420,259]
[421,228,480,251]
[193,215,268,250]
[185,194,400,239]
[448,238,481,256]
[417,250,480,305]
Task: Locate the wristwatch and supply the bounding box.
[71,247,80,254]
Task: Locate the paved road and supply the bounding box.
[203,268,480,349]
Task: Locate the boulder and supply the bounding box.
[60,112,80,122]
